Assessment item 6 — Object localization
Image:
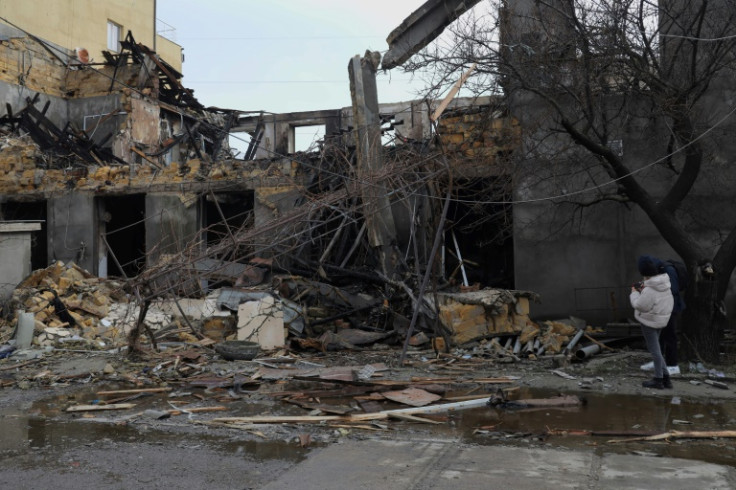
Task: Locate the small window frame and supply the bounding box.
[107,20,122,52]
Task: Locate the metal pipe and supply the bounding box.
[451,230,468,287]
[575,343,601,360]
[83,111,127,131]
[563,328,585,355]
[513,336,521,355]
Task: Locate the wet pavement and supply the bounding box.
[260,439,736,490]
[2,375,736,488]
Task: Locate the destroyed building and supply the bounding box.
[1,0,734,356]
[0,1,530,353]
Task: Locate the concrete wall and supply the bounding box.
[233,97,492,159]
[0,223,40,300]
[156,35,183,73]
[145,194,201,266]
[47,194,97,273]
[68,94,125,147]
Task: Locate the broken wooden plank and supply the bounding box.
[410,376,519,384]
[168,406,228,415]
[97,387,173,396]
[212,397,491,425]
[213,415,344,424]
[66,403,137,412]
[350,396,490,421]
[389,413,444,424]
[608,430,736,443]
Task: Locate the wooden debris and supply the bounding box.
[546,428,658,437]
[551,370,577,380]
[389,413,443,424]
[97,387,172,396]
[66,403,137,412]
[168,406,228,416]
[608,430,736,443]
[212,397,491,426]
[382,388,442,407]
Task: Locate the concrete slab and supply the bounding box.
[261,439,736,490]
[599,453,732,490]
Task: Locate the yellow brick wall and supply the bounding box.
[438,111,521,162]
[0,0,182,72]
[0,38,67,97]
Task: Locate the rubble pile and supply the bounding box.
[2,261,130,348]
[1,260,603,363]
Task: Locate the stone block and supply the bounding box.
[237,295,285,350]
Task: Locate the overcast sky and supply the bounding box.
[156,0,431,117]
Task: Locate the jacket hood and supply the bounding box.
[644,273,671,292]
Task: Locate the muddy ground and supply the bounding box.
[1,345,735,489]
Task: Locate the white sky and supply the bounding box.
[156,0,431,116]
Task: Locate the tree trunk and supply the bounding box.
[680,276,723,363]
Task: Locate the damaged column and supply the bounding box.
[348,51,400,280]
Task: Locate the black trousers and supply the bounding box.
[659,312,680,366]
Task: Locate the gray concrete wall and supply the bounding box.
[68,94,125,147]
[511,99,736,327]
[145,194,201,266]
[0,230,34,300]
[47,194,96,272]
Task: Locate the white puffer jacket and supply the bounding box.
[630,273,674,328]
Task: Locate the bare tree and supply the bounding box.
[406,0,736,361]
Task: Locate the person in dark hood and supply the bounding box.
[630,255,674,389]
[639,256,685,375]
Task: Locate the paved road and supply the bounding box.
[262,439,735,490]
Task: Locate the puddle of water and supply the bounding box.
[0,383,309,463]
[452,388,736,466]
[4,384,735,468]
[0,414,309,463]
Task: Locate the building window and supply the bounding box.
[107,20,122,52]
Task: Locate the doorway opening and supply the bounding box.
[445,177,514,288]
[100,195,146,277]
[203,191,255,261]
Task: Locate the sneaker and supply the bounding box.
[667,365,681,376]
[640,361,654,371]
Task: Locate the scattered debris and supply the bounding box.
[608,430,736,443]
[704,379,729,390]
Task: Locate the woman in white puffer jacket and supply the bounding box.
[630,255,674,389]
